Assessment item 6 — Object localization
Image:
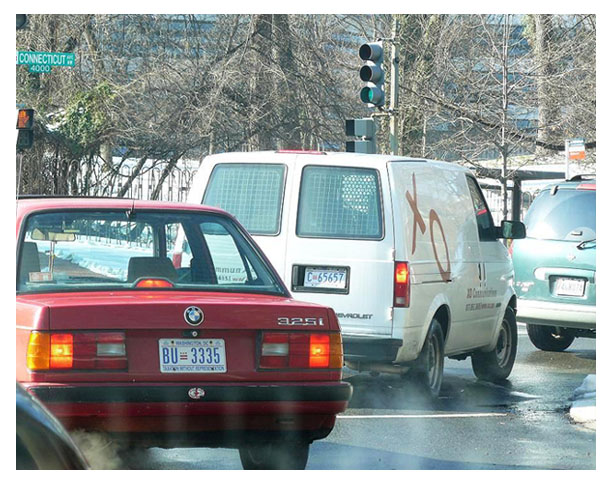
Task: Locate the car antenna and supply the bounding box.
[126,200,135,219]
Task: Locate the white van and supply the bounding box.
[183,151,526,395]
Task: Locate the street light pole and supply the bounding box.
[389,16,400,156]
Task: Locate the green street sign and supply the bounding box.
[16,51,75,67]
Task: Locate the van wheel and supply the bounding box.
[471,307,517,383]
[239,442,309,470]
[526,324,575,352]
[407,318,445,397]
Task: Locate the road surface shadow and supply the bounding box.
[308,441,542,470]
[523,349,596,372]
[344,368,536,413]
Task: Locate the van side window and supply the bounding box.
[297,166,383,239]
[466,176,496,241]
[203,164,286,235]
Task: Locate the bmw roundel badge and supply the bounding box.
[188,387,206,400]
[184,306,204,326]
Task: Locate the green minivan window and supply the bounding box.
[524,189,596,241]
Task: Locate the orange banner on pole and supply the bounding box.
[567,139,586,160]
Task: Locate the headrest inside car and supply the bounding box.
[127,257,178,283]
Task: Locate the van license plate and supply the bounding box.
[159,339,227,373]
[554,277,585,297]
[304,267,348,289]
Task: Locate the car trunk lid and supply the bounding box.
[30,291,335,383]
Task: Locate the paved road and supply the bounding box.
[107,326,595,470]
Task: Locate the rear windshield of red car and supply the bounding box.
[17,210,286,296]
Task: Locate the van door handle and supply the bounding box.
[478,263,482,281]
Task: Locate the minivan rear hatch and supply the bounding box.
[513,185,596,305]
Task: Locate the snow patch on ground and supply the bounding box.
[569,374,596,430]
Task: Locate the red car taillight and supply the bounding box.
[394,261,410,307]
[259,332,343,370]
[135,278,174,288]
[27,331,127,371]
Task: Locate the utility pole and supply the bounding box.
[389,16,400,156]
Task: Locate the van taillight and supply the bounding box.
[27,331,127,371]
[260,332,343,370]
[171,252,182,268]
[394,261,410,307]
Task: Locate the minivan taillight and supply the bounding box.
[260,332,343,370]
[577,183,596,190]
[394,261,410,307]
[27,331,127,371]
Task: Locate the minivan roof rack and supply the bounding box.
[568,174,596,181]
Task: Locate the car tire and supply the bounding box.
[407,318,445,397]
[239,441,310,470]
[471,307,518,383]
[526,324,575,352]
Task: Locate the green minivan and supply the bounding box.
[512,176,596,351]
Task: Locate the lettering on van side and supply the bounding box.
[277,317,324,326]
[465,302,496,312]
[405,173,451,282]
[467,288,498,299]
[336,313,374,320]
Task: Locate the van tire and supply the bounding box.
[409,318,445,397]
[471,307,517,383]
[239,442,309,470]
[526,324,575,352]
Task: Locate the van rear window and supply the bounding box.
[203,164,286,235]
[297,166,383,239]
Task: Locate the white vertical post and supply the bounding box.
[565,139,570,179]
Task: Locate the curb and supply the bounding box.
[569,374,596,430]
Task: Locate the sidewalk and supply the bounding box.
[569,374,596,430]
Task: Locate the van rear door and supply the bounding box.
[282,160,395,338]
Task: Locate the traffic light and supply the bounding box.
[16,109,34,150]
[16,14,27,30]
[359,41,385,108]
[346,118,376,154]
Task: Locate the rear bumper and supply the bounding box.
[24,382,352,447]
[516,298,596,330]
[343,336,403,362]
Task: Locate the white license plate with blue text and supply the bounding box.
[159,339,227,373]
[304,267,348,289]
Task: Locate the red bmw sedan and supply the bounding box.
[16,197,351,469]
